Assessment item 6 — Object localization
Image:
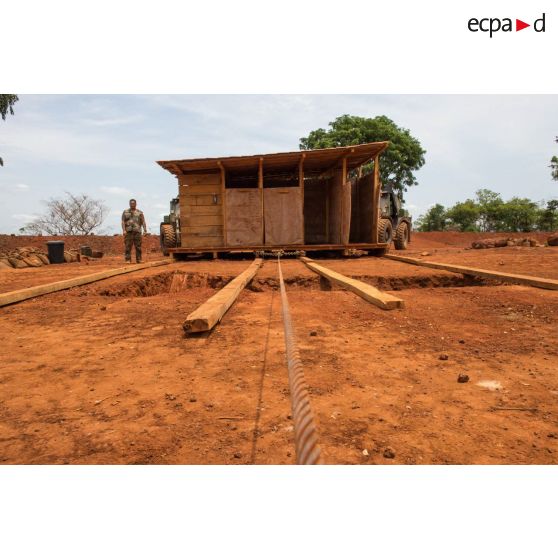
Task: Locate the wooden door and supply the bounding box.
[264,187,303,245]
[225,189,263,246]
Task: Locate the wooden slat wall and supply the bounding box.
[327,170,343,244]
[225,188,264,246]
[303,179,329,244]
[264,187,304,245]
[179,173,224,248]
[355,173,374,243]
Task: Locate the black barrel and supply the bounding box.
[46,241,65,264]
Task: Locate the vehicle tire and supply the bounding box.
[394,222,409,250]
[160,223,176,256]
[378,219,393,244]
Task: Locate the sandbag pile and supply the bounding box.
[0,246,80,269]
[472,237,542,249]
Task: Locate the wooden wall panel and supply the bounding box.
[349,178,360,242]
[303,180,328,244]
[356,173,374,243]
[180,235,224,248]
[179,173,221,186]
[183,225,224,236]
[179,173,224,249]
[180,183,222,195]
[225,189,263,246]
[341,178,351,244]
[327,171,343,244]
[264,187,303,245]
[182,205,223,217]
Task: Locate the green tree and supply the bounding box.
[499,197,539,232]
[415,204,447,232]
[300,114,426,200]
[551,137,558,181]
[0,94,19,167]
[538,199,558,231]
[446,199,480,231]
[475,189,504,231]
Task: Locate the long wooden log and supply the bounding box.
[0,259,172,308]
[300,257,404,310]
[183,258,263,332]
[385,254,558,291]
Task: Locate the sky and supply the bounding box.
[0,94,556,234]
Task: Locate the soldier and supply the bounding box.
[122,199,147,263]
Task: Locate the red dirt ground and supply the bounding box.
[0,234,161,256]
[0,235,557,464]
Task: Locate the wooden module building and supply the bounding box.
[157,141,389,256]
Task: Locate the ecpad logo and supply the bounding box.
[468,13,546,37]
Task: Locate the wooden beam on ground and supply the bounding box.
[385,254,558,291]
[183,258,263,333]
[0,260,172,308]
[300,257,404,310]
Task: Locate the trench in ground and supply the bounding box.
[95,270,496,298]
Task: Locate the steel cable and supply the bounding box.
[277,256,322,465]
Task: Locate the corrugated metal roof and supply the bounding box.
[157,141,389,176]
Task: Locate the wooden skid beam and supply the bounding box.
[170,242,388,254]
[300,257,404,310]
[0,260,172,308]
[385,254,558,291]
[183,258,263,333]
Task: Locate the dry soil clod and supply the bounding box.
[383,447,396,459]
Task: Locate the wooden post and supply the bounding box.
[218,161,227,247]
[299,153,305,243]
[340,156,347,244]
[371,155,380,243]
[259,157,264,245]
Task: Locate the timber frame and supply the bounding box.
[157,142,389,256]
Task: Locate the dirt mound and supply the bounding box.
[0,234,162,257]
[472,237,542,249]
[412,231,552,250]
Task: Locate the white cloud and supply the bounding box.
[12,213,37,222]
[101,186,133,196]
[79,115,143,127]
[1,183,30,192]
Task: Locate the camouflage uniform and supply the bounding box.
[122,208,146,262]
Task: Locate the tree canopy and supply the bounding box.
[416,189,558,233]
[551,136,558,181]
[300,114,426,200]
[415,204,447,232]
[0,94,19,167]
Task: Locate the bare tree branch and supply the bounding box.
[24,193,108,235]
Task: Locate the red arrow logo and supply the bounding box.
[516,19,530,31]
